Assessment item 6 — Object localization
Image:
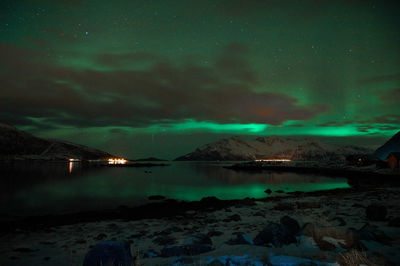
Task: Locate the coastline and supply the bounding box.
[1,185,399,265]
[225,161,400,179]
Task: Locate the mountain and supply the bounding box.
[174,135,372,161]
[0,123,114,160]
[373,131,400,160]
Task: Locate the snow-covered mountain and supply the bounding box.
[0,123,114,160]
[174,135,372,161]
[373,131,400,160]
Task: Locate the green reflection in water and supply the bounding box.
[2,162,350,216]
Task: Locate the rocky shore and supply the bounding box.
[225,161,400,179]
[1,186,400,265]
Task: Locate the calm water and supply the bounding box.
[0,161,350,217]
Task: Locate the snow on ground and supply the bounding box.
[1,188,399,265]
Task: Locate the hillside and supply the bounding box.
[373,131,400,160]
[0,123,114,160]
[174,135,372,161]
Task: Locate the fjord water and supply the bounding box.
[0,161,349,217]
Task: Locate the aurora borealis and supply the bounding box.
[1,0,399,158]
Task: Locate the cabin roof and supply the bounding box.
[387,152,400,160]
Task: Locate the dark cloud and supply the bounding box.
[95,52,166,67]
[19,0,83,6]
[379,88,400,104]
[317,114,400,133]
[359,73,400,85]
[0,42,329,130]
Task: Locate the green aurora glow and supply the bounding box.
[1,0,399,158]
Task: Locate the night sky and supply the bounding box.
[1,0,399,159]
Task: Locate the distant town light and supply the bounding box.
[69,158,80,162]
[108,158,127,165]
[254,159,292,162]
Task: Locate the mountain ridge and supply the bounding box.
[174,135,372,161]
[373,131,400,160]
[0,123,114,160]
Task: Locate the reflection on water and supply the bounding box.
[0,161,350,217]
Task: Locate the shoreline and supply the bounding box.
[0,187,370,233]
[225,162,400,179]
[1,185,399,265]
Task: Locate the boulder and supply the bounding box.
[272,202,295,211]
[366,204,387,221]
[227,232,253,245]
[207,230,224,237]
[94,233,107,241]
[354,224,392,245]
[301,223,364,251]
[330,217,346,226]
[253,221,297,247]
[280,216,300,235]
[83,241,133,266]
[152,235,176,245]
[143,250,159,258]
[296,201,321,209]
[223,214,241,222]
[160,233,213,257]
[314,238,336,251]
[388,217,400,227]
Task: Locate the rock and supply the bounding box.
[13,247,38,253]
[143,250,159,258]
[301,223,316,238]
[280,216,300,235]
[253,211,265,217]
[171,257,195,264]
[301,223,364,250]
[366,204,387,221]
[185,210,196,215]
[330,217,346,226]
[83,241,133,266]
[148,195,166,200]
[160,246,187,257]
[388,217,400,227]
[264,189,272,194]
[354,224,392,245]
[315,238,336,251]
[107,223,119,229]
[129,231,147,239]
[39,241,56,245]
[237,197,256,207]
[185,233,213,246]
[296,201,321,209]
[204,218,218,224]
[160,233,213,257]
[94,233,107,241]
[272,202,295,211]
[207,230,224,237]
[253,222,297,247]
[207,259,225,266]
[153,235,176,246]
[223,214,241,222]
[227,232,253,245]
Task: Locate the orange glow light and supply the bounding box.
[254,159,292,162]
[108,158,127,165]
